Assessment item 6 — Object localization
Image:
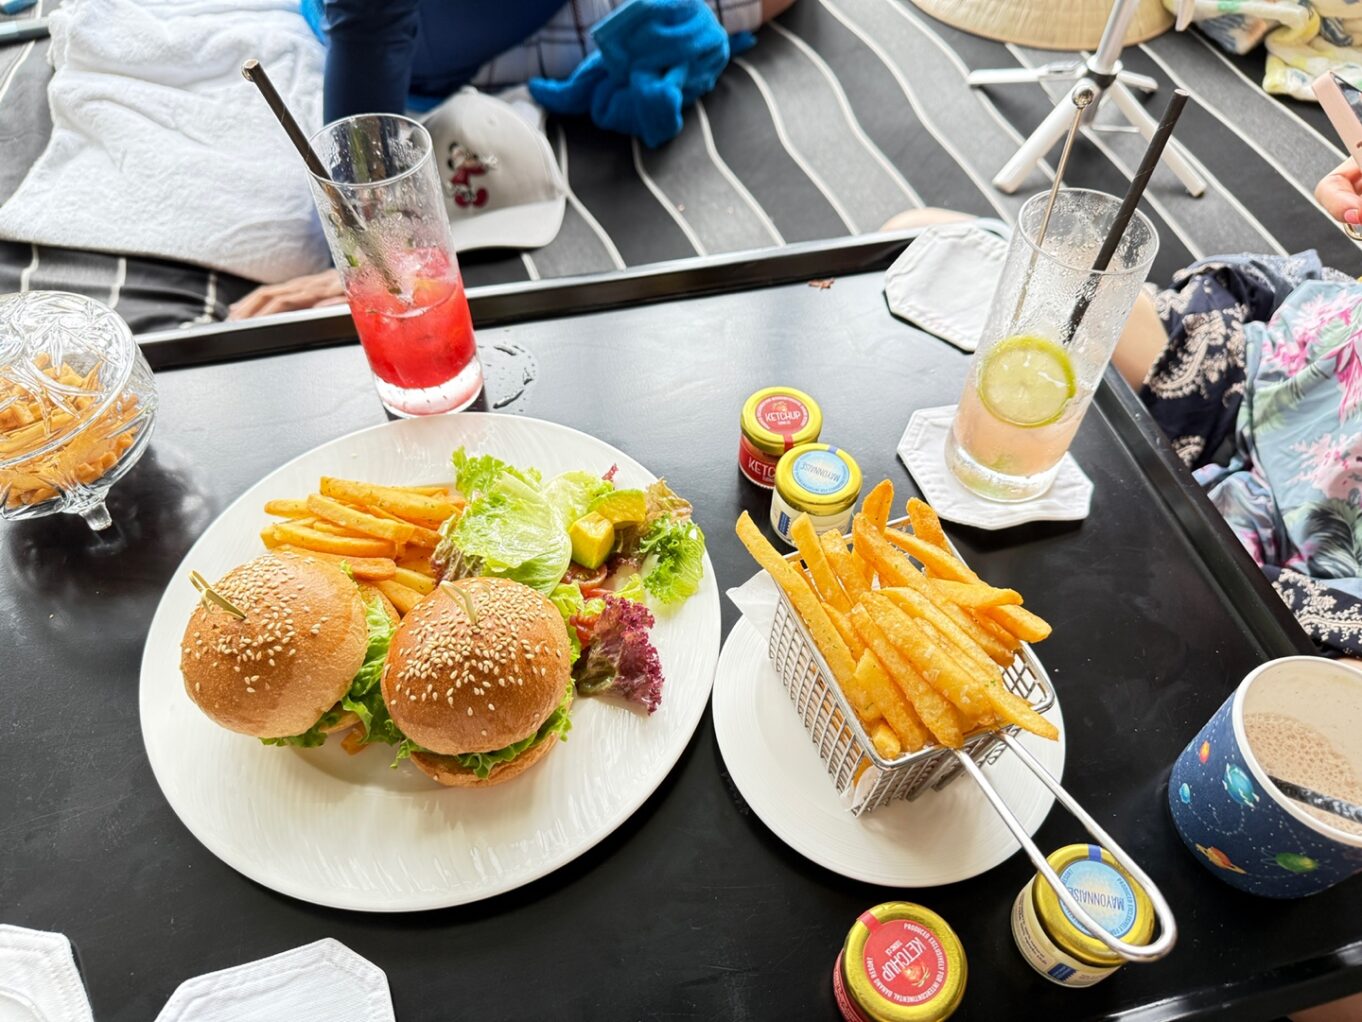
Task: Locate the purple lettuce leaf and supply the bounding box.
[573,594,664,714]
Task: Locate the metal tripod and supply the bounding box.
[965,0,1206,197]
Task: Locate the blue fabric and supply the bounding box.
[529,0,754,148]
[312,0,568,121]
[301,0,326,44]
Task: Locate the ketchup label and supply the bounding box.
[861,918,949,1006]
[755,395,810,438]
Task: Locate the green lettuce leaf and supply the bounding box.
[639,517,706,605]
[441,446,571,594]
[543,470,615,529]
[549,582,585,665]
[453,448,539,496]
[613,573,647,603]
[390,685,573,778]
[453,686,573,780]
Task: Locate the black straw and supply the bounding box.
[241,59,400,293]
[1270,775,1362,827]
[1065,89,1189,342]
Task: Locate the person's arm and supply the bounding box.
[322,0,422,121]
[1316,156,1362,226]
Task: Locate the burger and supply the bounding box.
[383,576,573,787]
[180,551,396,746]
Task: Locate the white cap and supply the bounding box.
[422,88,567,252]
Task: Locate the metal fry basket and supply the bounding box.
[768,518,1178,964]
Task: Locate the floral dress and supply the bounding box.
[1144,255,1362,656]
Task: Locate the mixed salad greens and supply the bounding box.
[433,446,707,714]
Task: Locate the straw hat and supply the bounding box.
[909,0,1172,50]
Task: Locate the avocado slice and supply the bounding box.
[569,512,615,569]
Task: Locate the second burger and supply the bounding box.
[384,576,574,787]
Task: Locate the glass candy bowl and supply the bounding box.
[0,291,157,530]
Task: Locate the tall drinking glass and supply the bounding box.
[945,189,1158,501]
[307,114,482,416]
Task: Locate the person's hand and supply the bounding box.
[1315,157,1362,226]
[227,269,346,320]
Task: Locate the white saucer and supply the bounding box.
[712,619,1065,886]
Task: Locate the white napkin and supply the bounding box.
[898,405,1092,530]
[883,224,1009,353]
[156,939,393,1022]
[0,926,93,1022]
[726,570,779,637]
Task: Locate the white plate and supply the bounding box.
[139,413,721,911]
[713,619,1065,886]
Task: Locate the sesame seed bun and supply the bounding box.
[180,551,368,738]
[382,577,571,757]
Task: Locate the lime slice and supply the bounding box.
[977,334,1076,427]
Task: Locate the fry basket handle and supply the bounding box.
[953,737,1178,963]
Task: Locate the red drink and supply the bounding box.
[346,248,483,415]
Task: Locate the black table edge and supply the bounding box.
[134,231,924,370]
[1096,368,1315,661]
[1106,938,1362,1022]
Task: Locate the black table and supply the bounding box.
[5,237,1357,1022]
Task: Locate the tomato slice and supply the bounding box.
[564,563,609,589]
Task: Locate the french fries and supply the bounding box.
[853,651,928,754]
[886,528,1052,643]
[820,530,869,603]
[375,579,423,616]
[734,485,1060,769]
[736,512,858,690]
[791,514,850,613]
[259,474,459,616]
[0,357,145,509]
[906,497,947,548]
[272,520,396,559]
[871,722,903,760]
[306,492,416,545]
[930,579,1022,609]
[392,566,436,595]
[273,544,397,581]
[850,604,964,748]
[863,593,991,722]
[320,477,458,530]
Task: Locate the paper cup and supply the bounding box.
[1168,656,1362,897]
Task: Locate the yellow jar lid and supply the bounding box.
[774,443,861,514]
[843,902,966,1022]
[1033,844,1155,967]
[740,387,822,456]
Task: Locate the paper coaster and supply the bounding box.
[898,405,1092,530]
[883,223,1008,353]
[155,940,394,1022]
[0,926,93,1022]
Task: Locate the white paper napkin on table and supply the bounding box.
[0,926,93,1022]
[883,224,1009,353]
[726,570,779,636]
[156,939,394,1022]
[898,405,1092,530]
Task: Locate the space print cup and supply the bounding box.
[1168,657,1362,898]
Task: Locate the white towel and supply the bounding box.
[0,0,330,284]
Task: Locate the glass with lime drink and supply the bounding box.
[946,189,1158,502]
